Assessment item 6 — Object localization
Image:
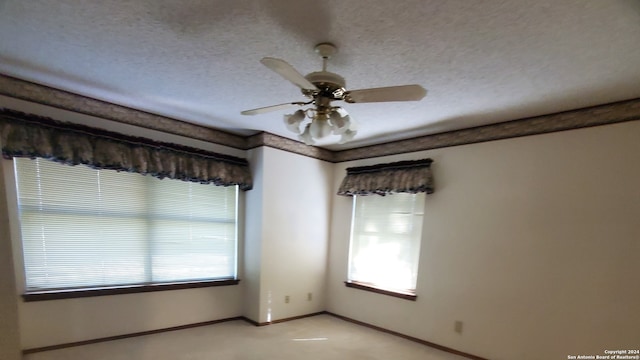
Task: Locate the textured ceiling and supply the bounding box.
[1,0,639,150]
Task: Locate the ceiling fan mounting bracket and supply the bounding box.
[314,42,337,59]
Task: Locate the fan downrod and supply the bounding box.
[303,42,345,101]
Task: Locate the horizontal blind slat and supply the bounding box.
[349,193,425,292]
[14,158,238,291]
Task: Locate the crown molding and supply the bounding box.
[246,132,334,161]
[2,74,639,163]
[333,98,640,162]
[0,74,247,149]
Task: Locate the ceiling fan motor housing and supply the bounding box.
[303,71,346,100]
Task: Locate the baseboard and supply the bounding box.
[325,312,490,360]
[241,311,328,326]
[21,312,327,354]
[22,316,244,355]
[23,311,489,360]
[245,311,489,360]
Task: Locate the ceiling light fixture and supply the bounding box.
[241,42,427,146]
[283,106,356,145]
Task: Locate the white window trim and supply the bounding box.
[346,192,426,300]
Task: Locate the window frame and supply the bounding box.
[345,192,425,301]
[21,279,240,302]
[4,158,242,301]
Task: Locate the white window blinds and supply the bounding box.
[14,158,238,291]
[348,193,425,294]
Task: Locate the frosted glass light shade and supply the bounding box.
[283,110,305,134]
[309,117,332,139]
[339,129,357,144]
[289,107,358,146]
[298,124,315,145]
[330,111,350,135]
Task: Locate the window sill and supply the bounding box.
[344,281,417,301]
[22,279,240,302]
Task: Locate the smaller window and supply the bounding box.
[347,193,425,298]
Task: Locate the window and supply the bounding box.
[14,158,238,294]
[347,192,425,299]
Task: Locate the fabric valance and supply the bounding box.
[0,109,253,190]
[337,158,433,196]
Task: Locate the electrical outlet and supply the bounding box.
[454,321,463,334]
[285,295,290,303]
[307,292,312,301]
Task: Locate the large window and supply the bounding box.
[348,192,425,298]
[14,158,238,293]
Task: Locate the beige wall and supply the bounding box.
[243,147,266,322]
[17,286,243,349]
[0,139,21,360]
[326,121,640,359]
[244,146,332,323]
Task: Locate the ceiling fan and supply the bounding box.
[241,43,427,145]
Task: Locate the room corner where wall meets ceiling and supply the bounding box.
[1,74,640,163]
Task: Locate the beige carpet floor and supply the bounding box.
[24,314,468,360]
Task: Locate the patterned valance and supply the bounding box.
[337,159,433,196]
[0,109,253,190]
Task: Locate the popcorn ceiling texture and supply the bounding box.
[1,1,639,150]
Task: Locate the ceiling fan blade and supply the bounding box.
[241,102,305,115]
[345,85,427,103]
[260,57,318,91]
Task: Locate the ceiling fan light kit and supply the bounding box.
[284,104,355,145]
[284,109,305,134]
[241,42,427,146]
[330,111,350,135]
